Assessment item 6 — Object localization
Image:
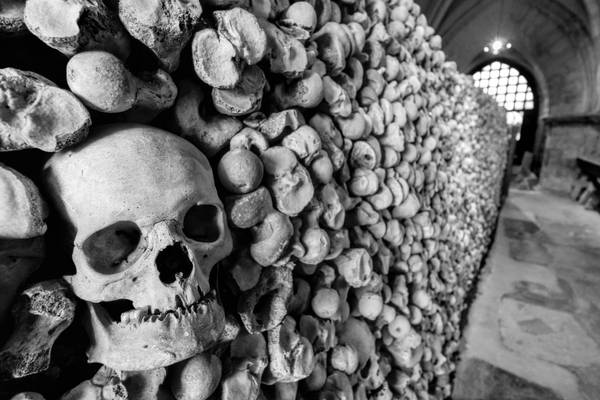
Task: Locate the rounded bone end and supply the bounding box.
[24,0,81,41]
[24,0,130,58]
[218,148,264,194]
[0,68,91,152]
[214,7,267,65]
[169,353,222,400]
[192,28,241,89]
[67,51,136,113]
[262,147,298,176]
[250,211,294,266]
[274,71,323,109]
[312,288,340,319]
[212,65,266,116]
[281,2,317,34]
[226,187,273,229]
[118,0,202,72]
[0,163,48,239]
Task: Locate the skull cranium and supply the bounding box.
[43,124,232,370]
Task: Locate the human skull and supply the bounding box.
[43,124,232,371]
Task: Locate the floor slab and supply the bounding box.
[453,189,600,400]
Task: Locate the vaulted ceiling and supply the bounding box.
[415,0,600,116]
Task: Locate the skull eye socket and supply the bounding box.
[183,204,222,243]
[82,221,141,274]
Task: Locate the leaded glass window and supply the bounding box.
[472,62,535,126]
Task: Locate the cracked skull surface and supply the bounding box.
[43,124,232,371]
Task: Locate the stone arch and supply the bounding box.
[424,0,598,114]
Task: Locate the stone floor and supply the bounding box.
[453,189,600,400]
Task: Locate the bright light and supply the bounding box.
[507,111,523,126]
[484,38,511,55]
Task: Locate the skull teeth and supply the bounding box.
[120,307,151,323]
[120,291,214,325]
[175,295,186,309]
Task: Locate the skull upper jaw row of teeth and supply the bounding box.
[102,288,215,325]
[86,292,226,371]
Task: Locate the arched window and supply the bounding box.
[472,61,535,126]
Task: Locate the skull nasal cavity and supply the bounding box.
[156,243,193,284]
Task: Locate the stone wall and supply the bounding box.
[539,117,600,193]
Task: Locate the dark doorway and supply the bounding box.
[516,108,539,168]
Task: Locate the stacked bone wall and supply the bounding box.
[430,69,510,398]
[445,73,509,297]
[0,0,508,399]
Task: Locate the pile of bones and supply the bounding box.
[0,0,509,399]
